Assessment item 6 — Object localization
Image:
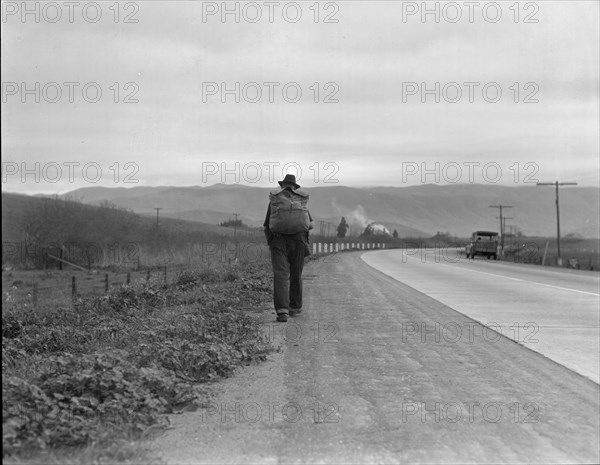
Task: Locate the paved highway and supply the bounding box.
[362,248,600,383]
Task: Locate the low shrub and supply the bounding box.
[2,261,274,459]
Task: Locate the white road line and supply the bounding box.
[399,251,600,297]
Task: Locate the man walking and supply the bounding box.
[264,174,314,322]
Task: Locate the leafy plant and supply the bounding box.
[2,261,275,459]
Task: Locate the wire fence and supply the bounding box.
[2,263,230,310]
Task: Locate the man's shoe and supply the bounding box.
[276,312,289,322]
[289,308,302,316]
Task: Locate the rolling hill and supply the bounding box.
[45,183,600,238]
[1,192,250,245]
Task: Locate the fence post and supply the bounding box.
[71,276,77,299]
[164,265,168,284]
[32,283,38,308]
[542,241,549,266]
[146,269,151,282]
[59,248,64,271]
[104,274,109,292]
[126,272,131,285]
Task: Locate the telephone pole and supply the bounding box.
[154,208,162,227]
[232,213,240,237]
[489,205,513,255]
[536,181,578,266]
[498,217,513,235]
[499,216,513,249]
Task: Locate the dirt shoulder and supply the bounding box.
[151,252,600,464]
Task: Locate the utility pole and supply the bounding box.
[498,217,513,236]
[154,208,162,227]
[500,217,513,248]
[489,205,513,256]
[507,224,516,239]
[537,181,578,266]
[232,213,240,237]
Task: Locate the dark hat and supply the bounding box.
[278,174,300,189]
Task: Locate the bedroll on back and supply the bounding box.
[268,188,310,234]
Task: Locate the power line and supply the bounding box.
[489,205,513,255]
[536,181,578,265]
[497,216,513,236]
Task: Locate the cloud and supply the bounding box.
[2,1,598,195]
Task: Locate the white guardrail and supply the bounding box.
[312,242,386,254]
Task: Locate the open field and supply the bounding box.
[2,193,264,270]
[502,237,600,270]
[2,259,276,464]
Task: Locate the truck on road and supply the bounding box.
[465,231,499,260]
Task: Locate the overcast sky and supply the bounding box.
[2,0,599,194]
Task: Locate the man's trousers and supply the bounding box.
[269,234,306,312]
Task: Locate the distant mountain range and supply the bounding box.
[43,183,600,238]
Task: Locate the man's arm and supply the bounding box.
[264,204,271,229]
[308,211,314,230]
[263,204,273,244]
